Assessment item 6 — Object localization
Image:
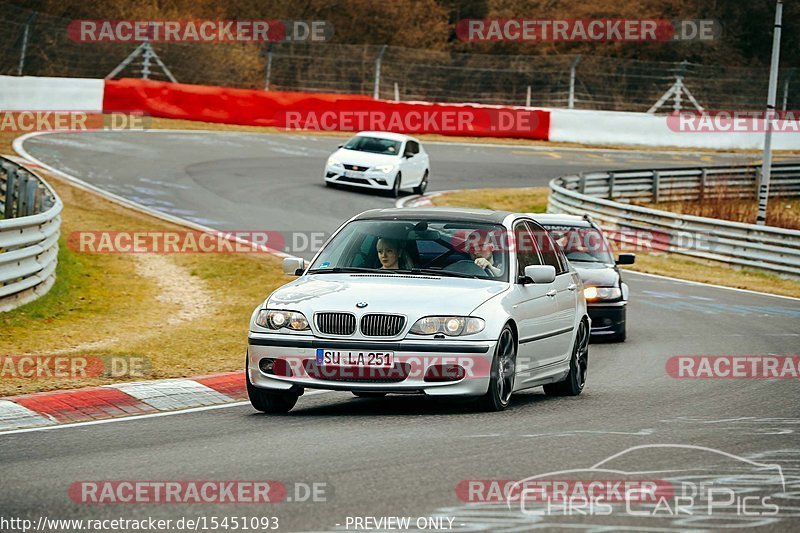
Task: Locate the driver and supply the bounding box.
[466,231,503,277]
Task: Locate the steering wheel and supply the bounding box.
[444,260,487,276]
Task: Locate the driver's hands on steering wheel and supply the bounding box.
[474,257,491,269]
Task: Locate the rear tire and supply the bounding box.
[247,371,299,413]
[352,392,387,398]
[413,170,429,195]
[391,172,402,198]
[544,320,589,397]
[477,325,516,411]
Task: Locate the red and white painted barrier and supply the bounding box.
[2,75,799,149]
[0,372,246,431]
[0,76,104,111]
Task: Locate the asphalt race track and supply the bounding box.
[2,131,799,531]
[17,131,762,255]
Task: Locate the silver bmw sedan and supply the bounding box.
[247,208,589,413]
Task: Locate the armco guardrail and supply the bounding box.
[548,162,800,278]
[0,157,62,312]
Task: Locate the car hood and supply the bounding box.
[333,149,401,168]
[572,262,620,288]
[267,274,507,316]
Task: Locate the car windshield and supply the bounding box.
[343,136,402,155]
[308,219,510,281]
[543,225,615,264]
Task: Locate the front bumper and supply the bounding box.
[247,333,496,396]
[324,167,396,190]
[587,302,626,336]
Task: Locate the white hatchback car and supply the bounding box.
[324,131,430,197]
[247,208,589,413]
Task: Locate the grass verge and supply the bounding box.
[430,187,800,299]
[1,130,290,396]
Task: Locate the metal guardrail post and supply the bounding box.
[578,172,586,194]
[33,186,44,213]
[754,167,762,199]
[4,167,16,219]
[25,180,38,217]
[608,172,615,199]
[16,171,29,218]
[652,170,661,203]
[700,168,707,201]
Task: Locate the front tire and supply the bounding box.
[247,371,299,413]
[413,170,429,195]
[544,320,589,397]
[478,325,516,411]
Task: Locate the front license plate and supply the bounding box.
[316,349,394,368]
[343,170,364,178]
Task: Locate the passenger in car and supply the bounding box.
[376,238,413,270]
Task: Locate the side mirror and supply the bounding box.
[616,253,636,265]
[403,153,413,159]
[337,144,343,148]
[523,265,556,284]
[282,257,305,276]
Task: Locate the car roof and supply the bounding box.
[354,131,418,143]
[354,207,512,224]
[530,213,594,228]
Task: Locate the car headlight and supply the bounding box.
[256,309,310,330]
[410,316,485,336]
[327,157,342,167]
[583,286,622,301]
[374,164,395,173]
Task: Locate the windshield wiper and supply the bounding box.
[307,267,383,274]
[394,268,483,279]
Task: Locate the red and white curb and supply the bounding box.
[0,372,246,432]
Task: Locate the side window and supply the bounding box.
[514,221,542,279]
[405,141,419,156]
[527,221,565,274]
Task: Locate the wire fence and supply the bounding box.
[1,4,796,113]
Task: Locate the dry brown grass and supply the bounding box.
[430,187,550,213]
[647,196,800,230]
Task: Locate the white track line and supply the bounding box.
[622,270,800,301]
[0,390,333,437]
